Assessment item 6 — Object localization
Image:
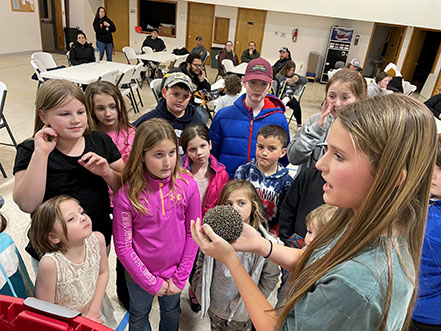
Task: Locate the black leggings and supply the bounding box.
[287,97,302,125]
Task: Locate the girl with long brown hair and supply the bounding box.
[113,118,201,330]
[192,94,437,330]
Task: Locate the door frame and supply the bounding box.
[401,27,441,82]
[362,22,406,76]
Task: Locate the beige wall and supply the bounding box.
[69,0,103,46]
[188,0,441,30]
[0,1,41,55]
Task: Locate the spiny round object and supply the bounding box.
[203,205,244,243]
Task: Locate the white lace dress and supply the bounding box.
[44,233,115,326]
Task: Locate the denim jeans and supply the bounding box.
[126,275,181,331]
[96,40,113,61]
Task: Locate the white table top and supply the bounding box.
[230,62,248,75]
[137,52,177,64]
[41,61,135,85]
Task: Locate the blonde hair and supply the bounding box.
[29,195,78,255]
[217,180,267,230]
[85,81,133,135]
[326,68,366,100]
[277,94,436,330]
[305,204,338,232]
[34,79,93,136]
[122,118,189,214]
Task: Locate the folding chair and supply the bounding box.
[30,59,47,90]
[173,54,189,68]
[98,70,119,84]
[117,67,140,113]
[222,59,235,75]
[0,81,17,178]
[122,46,139,65]
[31,52,58,70]
[66,51,72,66]
[150,78,163,103]
[287,84,307,125]
[202,51,210,78]
[0,81,17,148]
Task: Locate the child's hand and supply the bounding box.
[191,218,236,266]
[156,279,169,296]
[78,152,111,177]
[84,311,103,324]
[166,278,182,296]
[34,125,58,154]
[318,100,335,128]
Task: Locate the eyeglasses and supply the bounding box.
[192,63,203,68]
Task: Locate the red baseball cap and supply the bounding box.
[243,58,273,83]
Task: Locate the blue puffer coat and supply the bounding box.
[209,94,290,178]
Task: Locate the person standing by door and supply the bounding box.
[93,7,116,61]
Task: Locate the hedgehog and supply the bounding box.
[203,205,244,243]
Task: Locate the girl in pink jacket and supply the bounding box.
[180,125,229,313]
[181,125,229,217]
[113,118,201,331]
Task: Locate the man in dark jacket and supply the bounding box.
[141,28,166,52]
[133,72,207,144]
[272,47,292,77]
[241,41,260,63]
[169,53,211,92]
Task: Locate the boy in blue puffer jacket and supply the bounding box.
[209,58,290,178]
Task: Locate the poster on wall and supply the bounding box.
[330,27,354,43]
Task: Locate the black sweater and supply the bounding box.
[278,167,325,243]
[93,17,116,43]
[70,42,95,65]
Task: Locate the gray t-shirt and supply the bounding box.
[283,237,414,330]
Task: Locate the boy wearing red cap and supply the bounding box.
[209,58,290,178]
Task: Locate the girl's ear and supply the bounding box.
[396,169,407,187]
[48,232,61,244]
[38,109,48,124]
[209,140,212,151]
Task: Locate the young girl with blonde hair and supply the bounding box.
[29,195,114,326]
[113,118,201,331]
[85,80,135,163]
[192,180,280,330]
[192,94,437,330]
[13,79,123,264]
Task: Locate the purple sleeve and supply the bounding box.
[113,189,163,295]
[172,175,201,289]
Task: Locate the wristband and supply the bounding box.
[263,239,273,259]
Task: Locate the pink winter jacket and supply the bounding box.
[113,172,201,295]
[181,154,229,217]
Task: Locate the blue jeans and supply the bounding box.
[126,276,181,331]
[96,40,113,61]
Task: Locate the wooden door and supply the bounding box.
[54,0,64,50]
[401,28,427,81]
[186,3,215,65]
[234,8,267,63]
[105,0,129,51]
[381,27,405,69]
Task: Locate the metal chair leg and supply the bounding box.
[0,161,7,178]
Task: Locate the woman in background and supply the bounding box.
[93,7,116,61]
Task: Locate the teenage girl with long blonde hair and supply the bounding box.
[192,94,436,330]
